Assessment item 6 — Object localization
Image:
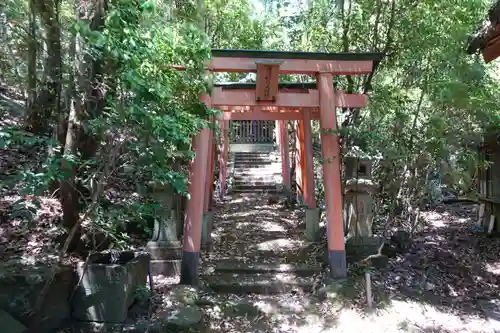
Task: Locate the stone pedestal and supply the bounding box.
[305,208,320,241]
[343,157,377,239]
[146,183,182,276]
[201,211,213,249]
[296,193,304,205]
[72,252,150,323]
[344,179,377,238]
[147,241,182,276]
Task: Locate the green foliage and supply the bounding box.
[3,0,500,246]
[92,1,212,192]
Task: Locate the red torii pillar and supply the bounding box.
[219,119,229,200]
[295,119,305,203]
[180,96,211,286]
[202,117,215,248]
[275,120,280,148]
[301,109,319,241]
[278,120,290,189]
[317,73,346,278]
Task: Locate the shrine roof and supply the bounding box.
[211,49,385,65]
[214,82,317,89]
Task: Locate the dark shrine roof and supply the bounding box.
[211,49,385,66]
[214,82,318,89]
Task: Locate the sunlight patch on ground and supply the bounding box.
[253,205,280,211]
[421,209,473,229]
[279,217,299,226]
[236,221,286,232]
[234,297,493,333]
[485,262,500,275]
[229,197,247,204]
[256,238,303,251]
[210,295,493,333]
[421,211,449,228]
[320,299,491,333]
[222,210,266,219]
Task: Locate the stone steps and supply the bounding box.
[233,152,276,156]
[234,155,278,160]
[232,182,276,188]
[232,185,277,192]
[233,163,276,169]
[229,148,282,195]
[233,166,276,170]
[233,169,280,174]
[233,172,281,177]
[232,176,278,182]
[214,262,321,277]
[203,272,315,294]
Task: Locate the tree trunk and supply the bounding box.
[25,0,62,135]
[26,0,37,113]
[58,0,110,252]
[59,4,81,251]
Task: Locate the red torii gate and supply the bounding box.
[180,49,385,285]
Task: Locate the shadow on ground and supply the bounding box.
[191,195,496,332]
[370,203,500,317]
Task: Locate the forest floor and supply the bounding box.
[141,195,498,333]
[1,92,500,332]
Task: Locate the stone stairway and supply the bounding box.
[203,145,322,295]
[204,261,320,294]
[230,150,282,194]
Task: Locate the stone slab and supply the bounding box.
[232,188,279,194]
[160,306,203,330]
[146,243,182,260]
[150,259,181,277]
[201,211,213,246]
[233,184,277,191]
[204,272,314,294]
[71,252,150,323]
[0,310,27,333]
[305,208,320,242]
[214,261,321,276]
[231,143,275,153]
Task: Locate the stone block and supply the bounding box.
[305,208,320,241]
[296,193,304,205]
[150,259,181,277]
[147,241,182,276]
[201,211,213,246]
[345,236,383,261]
[71,251,150,323]
[160,306,204,331]
[146,243,182,260]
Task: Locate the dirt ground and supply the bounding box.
[1,186,499,332]
[142,196,498,333]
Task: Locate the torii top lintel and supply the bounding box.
[209,49,385,75]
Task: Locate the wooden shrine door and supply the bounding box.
[230,120,275,144]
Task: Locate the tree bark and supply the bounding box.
[58,0,110,252]
[25,0,62,135]
[26,0,37,114]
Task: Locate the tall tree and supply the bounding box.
[25,0,62,134]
